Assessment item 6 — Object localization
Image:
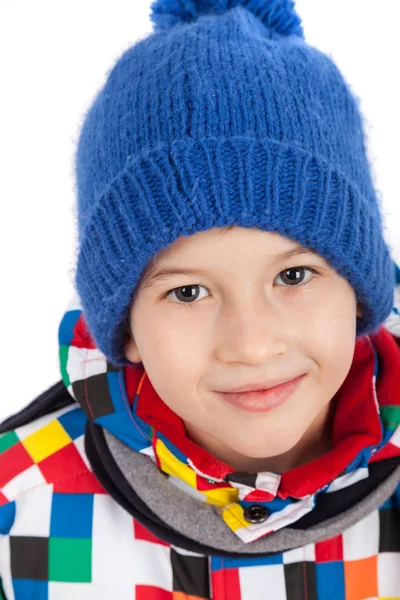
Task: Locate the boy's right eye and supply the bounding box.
[161,284,209,307]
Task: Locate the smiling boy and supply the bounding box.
[1,1,400,599]
[125,226,363,474]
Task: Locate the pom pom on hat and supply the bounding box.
[150,0,304,37]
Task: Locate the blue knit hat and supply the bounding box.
[74,0,396,367]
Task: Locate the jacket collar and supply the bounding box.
[85,421,400,554]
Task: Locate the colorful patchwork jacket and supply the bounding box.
[1,264,400,600]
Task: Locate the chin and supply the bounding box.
[232,440,296,461]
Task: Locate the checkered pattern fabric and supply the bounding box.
[0,403,400,598]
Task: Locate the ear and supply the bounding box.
[124,332,142,364]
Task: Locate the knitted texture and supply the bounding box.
[74,0,395,366]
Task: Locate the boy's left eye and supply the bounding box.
[161,266,321,308]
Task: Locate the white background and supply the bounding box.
[0,1,399,421]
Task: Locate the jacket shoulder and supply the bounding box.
[0,381,97,507]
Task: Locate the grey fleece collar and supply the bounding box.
[104,428,400,555]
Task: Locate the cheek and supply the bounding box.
[302,282,358,345]
[140,312,210,373]
[133,318,205,417]
[304,303,357,396]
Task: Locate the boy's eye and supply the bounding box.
[161,266,321,308]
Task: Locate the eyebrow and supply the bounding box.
[139,246,320,290]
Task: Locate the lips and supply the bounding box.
[216,374,306,413]
[217,374,305,394]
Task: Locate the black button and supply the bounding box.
[243,504,269,523]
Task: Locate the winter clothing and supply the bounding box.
[75,0,395,367]
[0,270,399,599]
[2,1,399,598]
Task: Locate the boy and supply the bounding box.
[1,1,400,598]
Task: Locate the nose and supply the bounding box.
[214,301,288,366]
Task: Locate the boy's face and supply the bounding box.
[124,226,363,471]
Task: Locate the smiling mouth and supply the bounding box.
[215,374,306,413]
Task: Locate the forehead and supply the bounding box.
[156,226,318,259]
